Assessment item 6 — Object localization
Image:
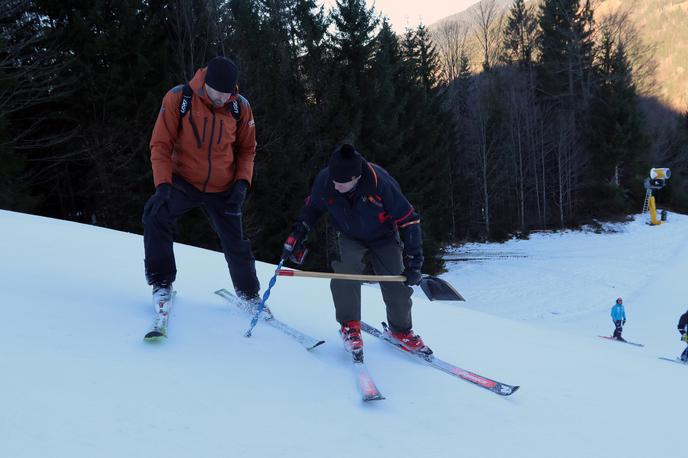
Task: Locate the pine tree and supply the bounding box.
[449,52,473,240]
[502,0,537,68]
[537,0,595,108]
[7,0,171,231]
[327,0,379,141]
[395,25,454,272]
[586,32,648,213]
[229,0,330,264]
[537,0,596,226]
[414,24,440,93]
[359,20,405,163]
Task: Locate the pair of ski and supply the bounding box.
[595,337,687,365]
[354,322,519,401]
[597,337,686,366]
[144,291,519,401]
[597,335,644,347]
[144,288,326,351]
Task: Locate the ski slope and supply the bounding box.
[0,209,686,458]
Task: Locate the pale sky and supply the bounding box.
[321,0,480,33]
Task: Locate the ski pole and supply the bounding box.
[244,259,285,338]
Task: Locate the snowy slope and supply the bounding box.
[0,209,686,458]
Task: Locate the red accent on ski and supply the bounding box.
[352,359,385,402]
[448,367,498,389]
[356,365,382,398]
[360,321,519,396]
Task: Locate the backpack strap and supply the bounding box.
[366,163,384,204]
[228,97,243,151]
[367,163,379,188]
[178,83,202,148]
[228,98,242,123]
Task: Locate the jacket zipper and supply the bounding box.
[217,119,223,144]
[202,112,216,192]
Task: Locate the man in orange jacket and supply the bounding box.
[143,56,260,314]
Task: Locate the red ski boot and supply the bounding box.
[339,320,364,353]
[385,326,433,358]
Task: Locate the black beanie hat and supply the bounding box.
[329,144,364,183]
[205,56,238,93]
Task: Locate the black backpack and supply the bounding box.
[177,83,242,147]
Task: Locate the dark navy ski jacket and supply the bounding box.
[678,312,688,334]
[297,161,423,266]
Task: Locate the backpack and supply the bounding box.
[177,83,242,147]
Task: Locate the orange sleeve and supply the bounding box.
[149,90,182,188]
[233,96,257,185]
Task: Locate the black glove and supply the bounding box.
[281,221,310,263]
[226,180,249,213]
[622,319,626,325]
[402,252,423,286]
[403,267,422,286]
[143,183,172,220]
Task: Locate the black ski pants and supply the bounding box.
[613,320,624,339]
[330,232,413,333]
[143,175,259,298]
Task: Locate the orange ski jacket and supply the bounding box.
[149,67,257,192]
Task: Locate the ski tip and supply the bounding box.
[143,333,167,342]
[308,340,326,351]
[493,385,519,396]
[659,356,687,364]
[488,384,519,396]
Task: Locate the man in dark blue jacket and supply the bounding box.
[281,144,431,356]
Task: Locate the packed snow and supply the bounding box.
[0,209,685,458]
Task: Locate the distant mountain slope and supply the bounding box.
[430,0,688,110]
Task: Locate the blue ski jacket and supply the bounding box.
[611,304,626,321]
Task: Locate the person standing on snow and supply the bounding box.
[280,144,431,358]
[677,310,688,362]
[143,56,260,314]
[611,297,627,341]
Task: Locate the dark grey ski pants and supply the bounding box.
[613,320,624,339]
[142,175,260,298]
[330,232,413,333]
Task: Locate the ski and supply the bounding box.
[598,336,644,347]
[351,350,385,402]
[658,357,688,365]
[144,291,177,342]
[361,321,519,396]
[214,288,325,351]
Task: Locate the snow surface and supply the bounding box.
[1,209,686,458]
